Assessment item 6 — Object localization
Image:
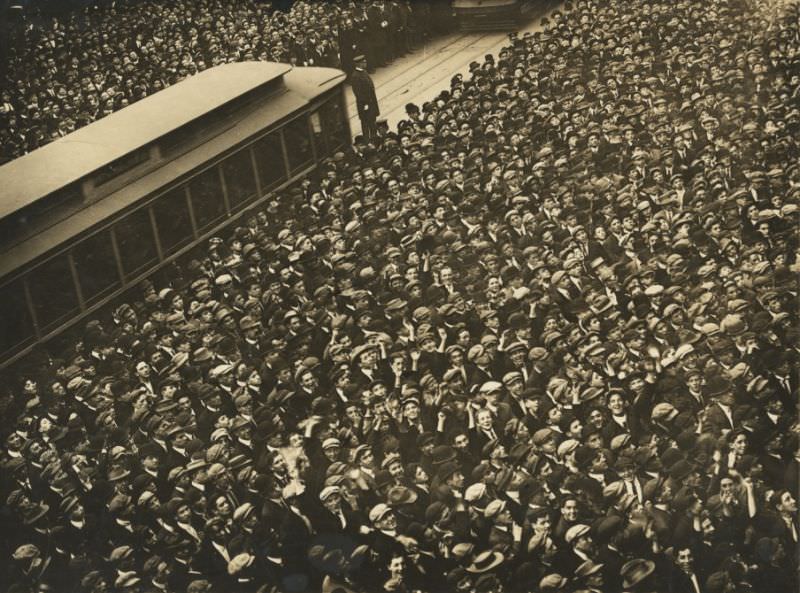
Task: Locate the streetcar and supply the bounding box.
[0,62,349,367]
[453,0,540,31]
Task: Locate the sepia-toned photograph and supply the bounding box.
[0,0,798,592]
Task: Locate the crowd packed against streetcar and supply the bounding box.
[2,0,799,592]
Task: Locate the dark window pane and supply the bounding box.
[284,116,313,173]
[115,207,159,278]
[310,110,327,158]
[28,255,80,331]
[222,149,258,210]
[323,94,349,151]
[0,279,35,356]
[153,187,193,255]
[254,132,286,190]
[189,167,226,232]
[72,231,120,304]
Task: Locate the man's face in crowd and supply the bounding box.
[388,459,404,479]
[448,471,465,490]
[778,491,797,514]
[136,362,150,379]
[575,532,594,554]
[561,499,578,522]
[476,410,493,430]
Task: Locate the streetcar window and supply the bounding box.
[153,186,194,255]
[28,254,81,331]
[115,207,159,278]
[189,166,226,232]
[283,116,313,173]
[310,111,327,158]
[72,231,120,304]
[0,279,35,356]
[253,132,286,190]
[322,95,349,151]
[222,149,258,210]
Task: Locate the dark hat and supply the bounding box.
[474,573,501,593]
[23,503,50,524]
[669,459,695,481]
[425,501,447,523]
[705,375,732,398]
[431,445,457,466]
[437,460,461,482]
[573,445,595,469]
[374,469,394,491]
[594,515,623,543]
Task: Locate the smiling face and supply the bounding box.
[561,498,578,522]
[476,410,493,431]
[608,393,626,415]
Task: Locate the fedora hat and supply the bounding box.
[621,558,655,588]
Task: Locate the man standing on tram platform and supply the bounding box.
[350,55,380,141]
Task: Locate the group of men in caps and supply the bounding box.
[2,0,799,591]
[0,0,442,163]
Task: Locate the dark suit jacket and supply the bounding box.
[704,403,738,436]
[350,68,379,118]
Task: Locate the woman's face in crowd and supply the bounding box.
[731,433,747,455]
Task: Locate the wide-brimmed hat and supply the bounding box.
[621,558,656,588]
[466,550,505,573]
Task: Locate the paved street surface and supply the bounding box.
[345,2,564,136]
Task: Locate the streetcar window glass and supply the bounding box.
[0,279,35,356]
[189,166,226,232]
[153,186,194,255]
[72,231,120,304]
[222,149,258,210]
[310,110,327,158]
[28,254,80,331]
[253,132,286,190]
[323,95,349,151]
[283,116,313,173]
[115,207,159,278]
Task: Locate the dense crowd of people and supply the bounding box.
[0,0,449,163]
[2,0,800,591]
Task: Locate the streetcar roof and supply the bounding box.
[0,62,296,221]
[0,66,346,281]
